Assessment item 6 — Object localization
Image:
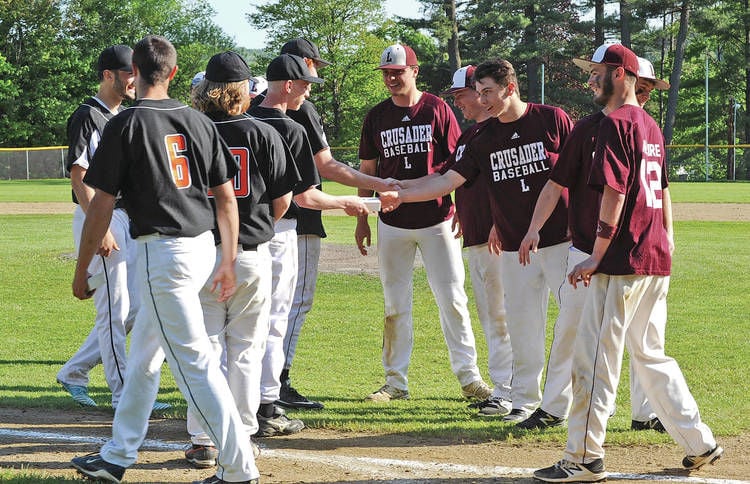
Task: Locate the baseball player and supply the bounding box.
[276,38,398,410]
[247,53,369,436]
[58,44,169,413]
[377,58,573,419]
[626,55,671,433]
[438,65,513,416]
[70,35,259,484]
[357,44,491,403]
[183,51,299,468]
[534,44,721,483]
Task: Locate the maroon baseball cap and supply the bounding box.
[440,65,476,96]
[377,44,418,69]
[573,43,639,78]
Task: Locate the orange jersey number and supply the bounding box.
[208,147,251,198]
[165,134,192,189]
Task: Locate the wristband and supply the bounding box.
[596,219,618,239]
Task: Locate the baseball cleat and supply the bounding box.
[255,405,304,437]
[71,453,125,483]
[58,380,97,407]
[461,380,493,400]
[683,445,723,470]
[516,407,566,429]
[185,444,218,468]
[533,458,606,482]
[277,379,324,410]
[193,475,259,484]
[472,396,512,417]
[364,384,409,402]
[631,417,666,433]
[502,408,532,422]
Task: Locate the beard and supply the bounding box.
[113,75,135,101]
[593,72,614,106]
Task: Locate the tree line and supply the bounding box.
[1,0,747,180]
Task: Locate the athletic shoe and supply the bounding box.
[682,445,723,470]
[461,380,493,400]
[364,384,409,402]
[185,444,218,468]
[59,380,97,407]
[255,405,305,437]
[71,453,125,483]
[193,475,259,484]
[474,397,512,417]
[631,417,666,433]
[502,408,532,422]
[277,379,324,410]
[533,458,606,482]
[151,401,172,413]
[516,408,566,430]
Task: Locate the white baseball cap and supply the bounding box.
[637,57,670,90]
[440,65,476,96]
[191,71,205,89]
[249,76,267,95]
[378,44,418,69]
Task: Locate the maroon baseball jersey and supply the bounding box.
[359,92,460,229]
[588,104,671,276]
[451,103,573,251]
[549,111,606,254]
[441,119,492,247]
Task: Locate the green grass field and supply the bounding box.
[0,180,749,482]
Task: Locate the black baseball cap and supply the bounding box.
[281,38,331,66]
[266,54,324,84]
[97,44,133,73]
[205,51,252,82]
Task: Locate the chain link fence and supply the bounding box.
[1,145,747,181]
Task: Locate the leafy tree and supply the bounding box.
[248,0,391,149]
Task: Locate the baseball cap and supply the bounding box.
[440,65,476,96]
[637,57,670,90]
[573,42,639,78]
[249,76,268,95]
[266,54,324,84]
[378,44,418,70]
[205,51,252,82]
[281,38,331,66]
[191,71,205,89]
[97,44,133,73]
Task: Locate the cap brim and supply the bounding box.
[314,58,332,66]
[652,78,670,90]
[376,64,409,70]
[572,58,596,73]
[439,87,469,96]
[302,75,325,84]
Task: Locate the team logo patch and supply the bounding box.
[455,144,466,161]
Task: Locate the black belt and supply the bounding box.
[241,243,258,251]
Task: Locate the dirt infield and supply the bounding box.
[1,407,747,483]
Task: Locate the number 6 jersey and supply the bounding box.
[85,98,238,238]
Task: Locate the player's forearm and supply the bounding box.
[662,187,673,239]
[316,150,383,191]
[272,193,292,222]
[70,166,96,213]
[75,191,115,272]
[357,158,377,197]
[213,183,239,263]
[399,171,460,204]
[528,180,565,232]
[590,186,625,262]
[294,187,353,211]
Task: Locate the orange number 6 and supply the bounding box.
[165,134,191,189]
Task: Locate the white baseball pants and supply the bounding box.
[500,241,568,413]
[58,206,138,406]
[260,218,298,403]
[283,234,322,370]
[101,231,259,481]
[466,244,512,399]
[188,243,271,445]
[564,274,717,463]
[539,245,590,418]
[377,218,481,390]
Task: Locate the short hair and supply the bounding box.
[132,35,177,86]
[191,79,248,115]
[474,59,518,89]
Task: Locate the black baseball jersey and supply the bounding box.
[287,100,328,237]
[85,98,238,238]
[209,112,301,246]
[246,105,320,223]
[65,97,120,204]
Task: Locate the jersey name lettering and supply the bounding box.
[164,134,191,189]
